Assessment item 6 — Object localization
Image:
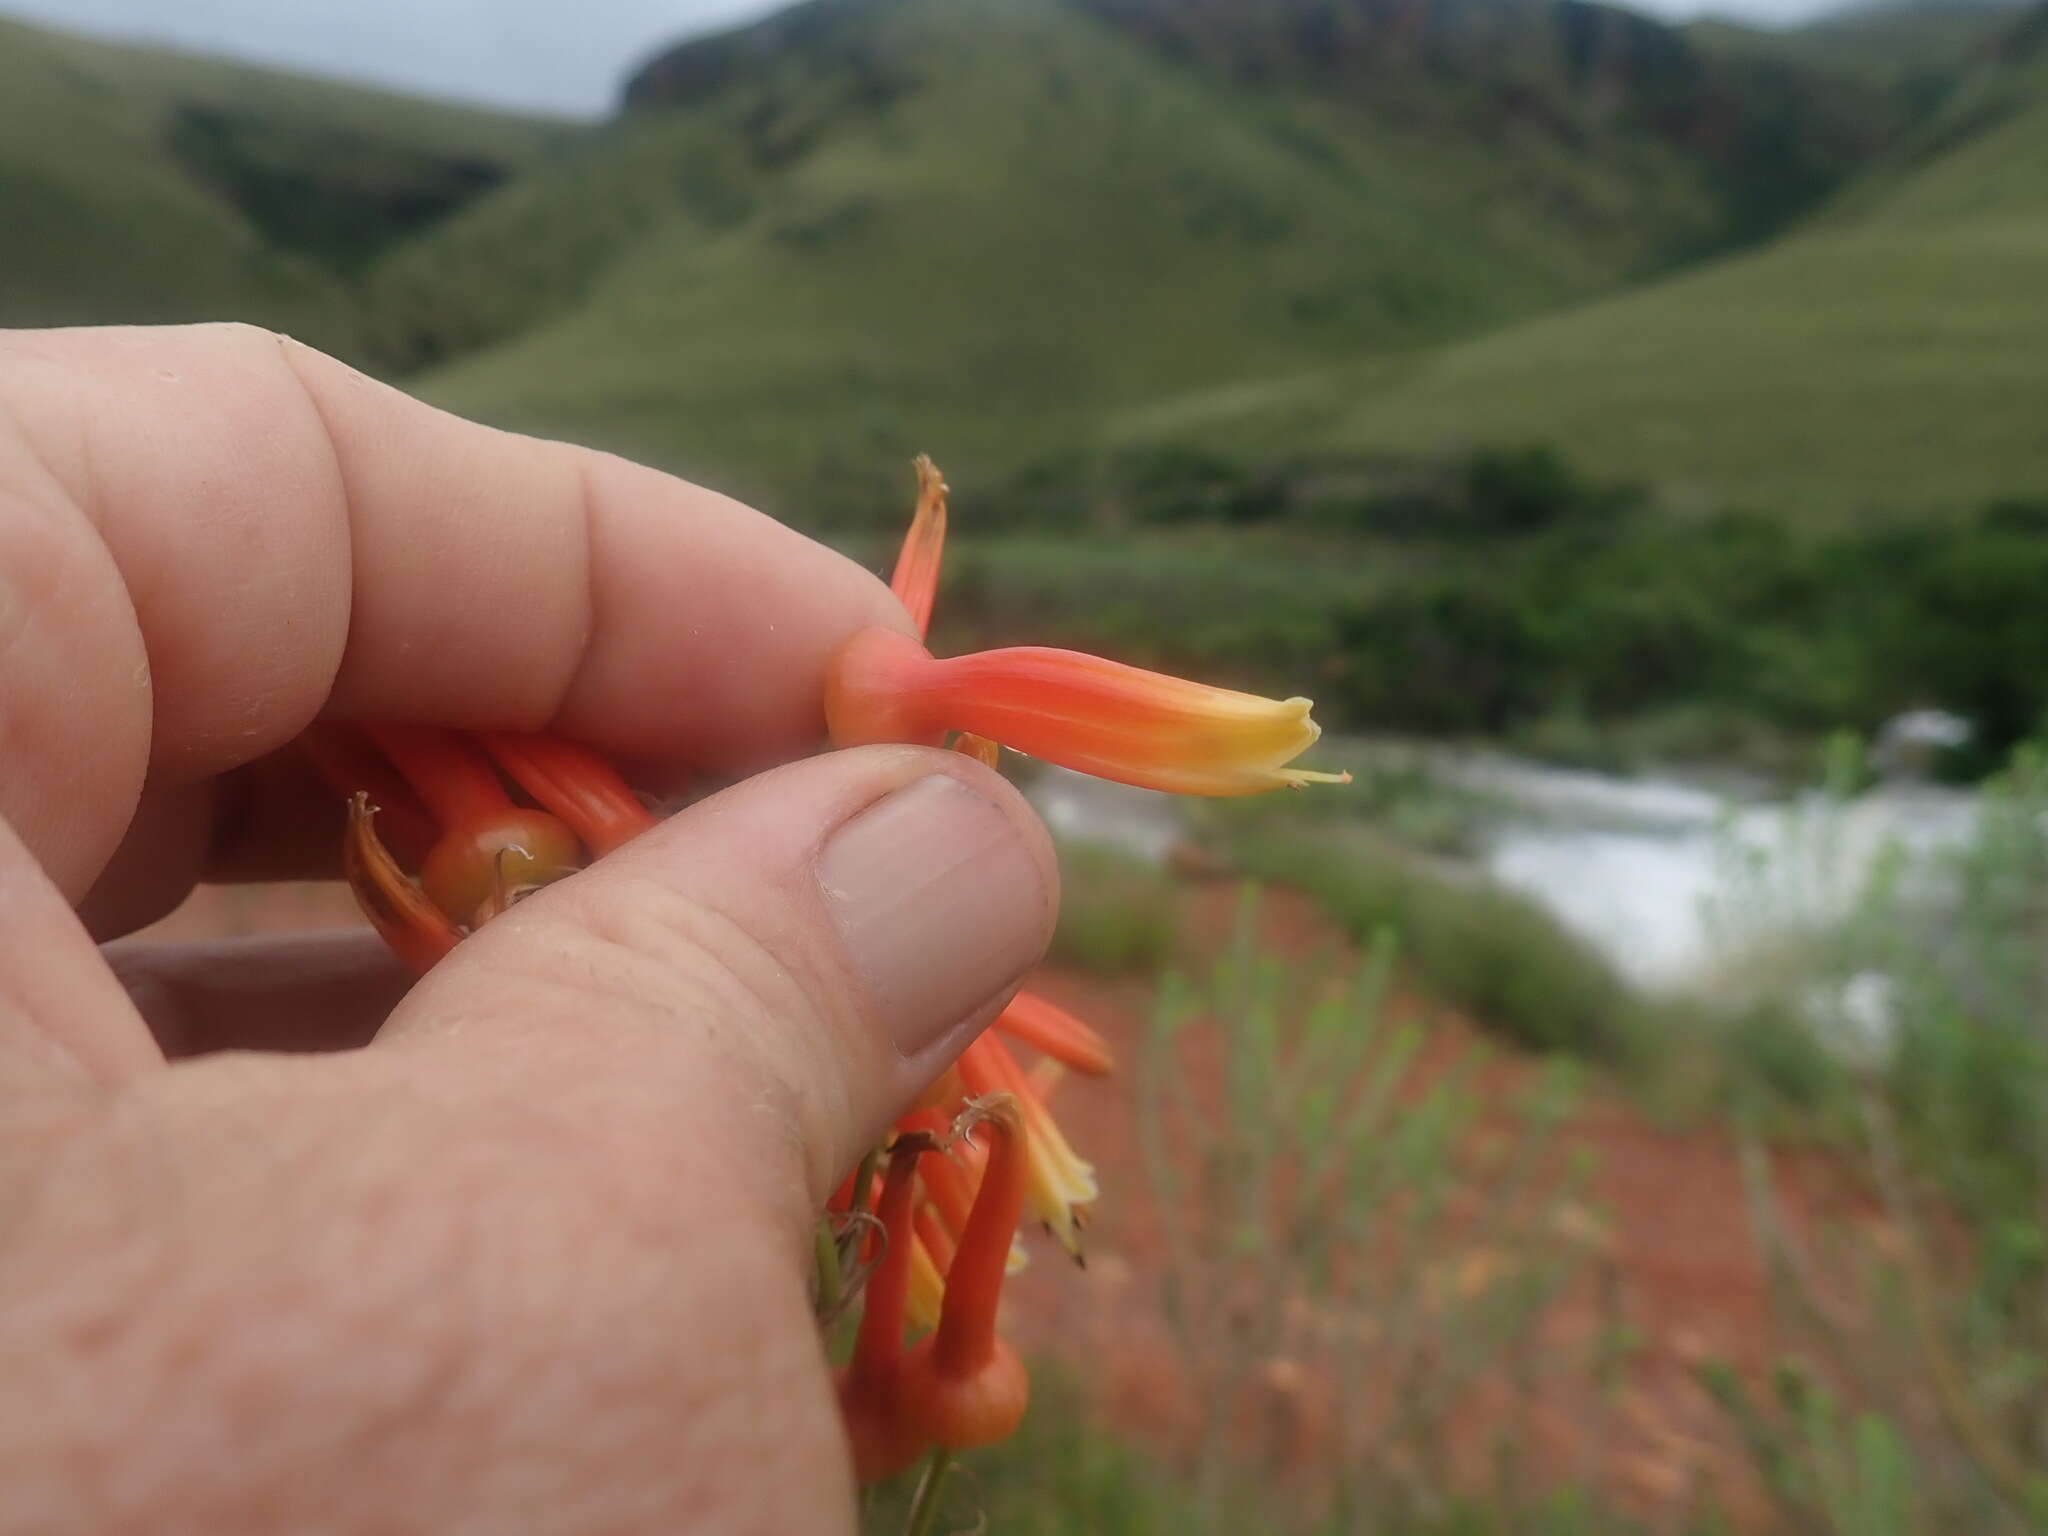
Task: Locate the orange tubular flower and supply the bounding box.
[995,992,1115,1077]
[837,1139,933,1484]
[478,731,658,855]
[958,1034,1096,1260]
[846,457,1347,793]
[826,628,1350,797]
[899,1098,1031,1451]
[913,1204,959,1283]
[899,1109,983,1241]
[954,731,1002,770]
[300,724,440,866]
[890,454,949,639]
[366,724,582,921]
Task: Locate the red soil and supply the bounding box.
[999,885,1879,1528]
[140,878,1877,1527]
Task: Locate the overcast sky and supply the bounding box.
[0,0,1848,118]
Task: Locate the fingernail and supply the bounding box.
[819,774,1051,1057]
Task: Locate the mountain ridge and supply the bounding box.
[386,0,1914,522]
[6,0,2037,522]
[1109,0,2048,517]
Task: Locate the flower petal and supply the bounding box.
[996,992,1115,1076]
[959,1035,1096,1260]
[341,794,461,975]
[890,455,949,641]
[480,731,658,855]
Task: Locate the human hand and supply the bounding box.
[0,325,1058,1533]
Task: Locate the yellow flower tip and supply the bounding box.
[959,1040,1096,1260]
[1284,767,1354,789]
[904,1230,946,1334]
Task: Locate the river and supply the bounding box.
[1024,751,1980,996]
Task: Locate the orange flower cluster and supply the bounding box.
[305,456,1345,1489]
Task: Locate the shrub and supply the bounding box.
[1135,898,1619,1531]
[1705,743,2048,1530]
[1224,826,1646,1064]
[1048,841,1181,974]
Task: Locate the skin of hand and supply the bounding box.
[0,325,1060,1534]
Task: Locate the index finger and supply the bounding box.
[0,324,912,896]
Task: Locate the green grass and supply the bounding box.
[1115,224,2048,521]
[1048,841,1180,974]
[0,12,577,357]
[1217,821,1650,1062]
[861,1375,1203,1535]
[914,528,1377,684]
[0,15,352,348]
[12,0,2043,526]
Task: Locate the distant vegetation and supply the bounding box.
[392,0,1984,522]
[1048,841,1181,974]
[0,12,577,357]
[920,444,2048,773]
[1223,819,1649,1059]
[6,0,2047,759]
[1112,1,2048,518]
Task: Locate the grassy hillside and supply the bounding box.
[384,0,1899,527]
[0,12,576,354]
[1116,2,2048,520]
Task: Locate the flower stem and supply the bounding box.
[813,1216,843,1322]
[902,1448,956,1536]
[851,1145,883,1220]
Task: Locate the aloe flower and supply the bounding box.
[828,458,1347,795]
[309,455,1346,1491]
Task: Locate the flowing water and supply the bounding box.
[1438,754,1978,992]
[1026,753,1980,996]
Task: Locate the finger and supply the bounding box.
[77,747,357,941]
[75,776,222,940]
[0,750,1056,1526]
[376,745,1060,1225]
[0,1034,862,1531]
[0,814,161,1089]
[103,930,411,1058]
[0,323,913,901]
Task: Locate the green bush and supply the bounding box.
[1133,901,1621,1533]
[951,441,2048,769]
[1223,826,1646,1063]
[1705,742,2048,1529]
[1048,842,1181,975]
[861,1372,1201,1535]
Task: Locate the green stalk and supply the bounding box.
[902,1448,956,1536]
[813,1217,843,1321]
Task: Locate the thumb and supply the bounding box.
[373,744,1059,1226]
